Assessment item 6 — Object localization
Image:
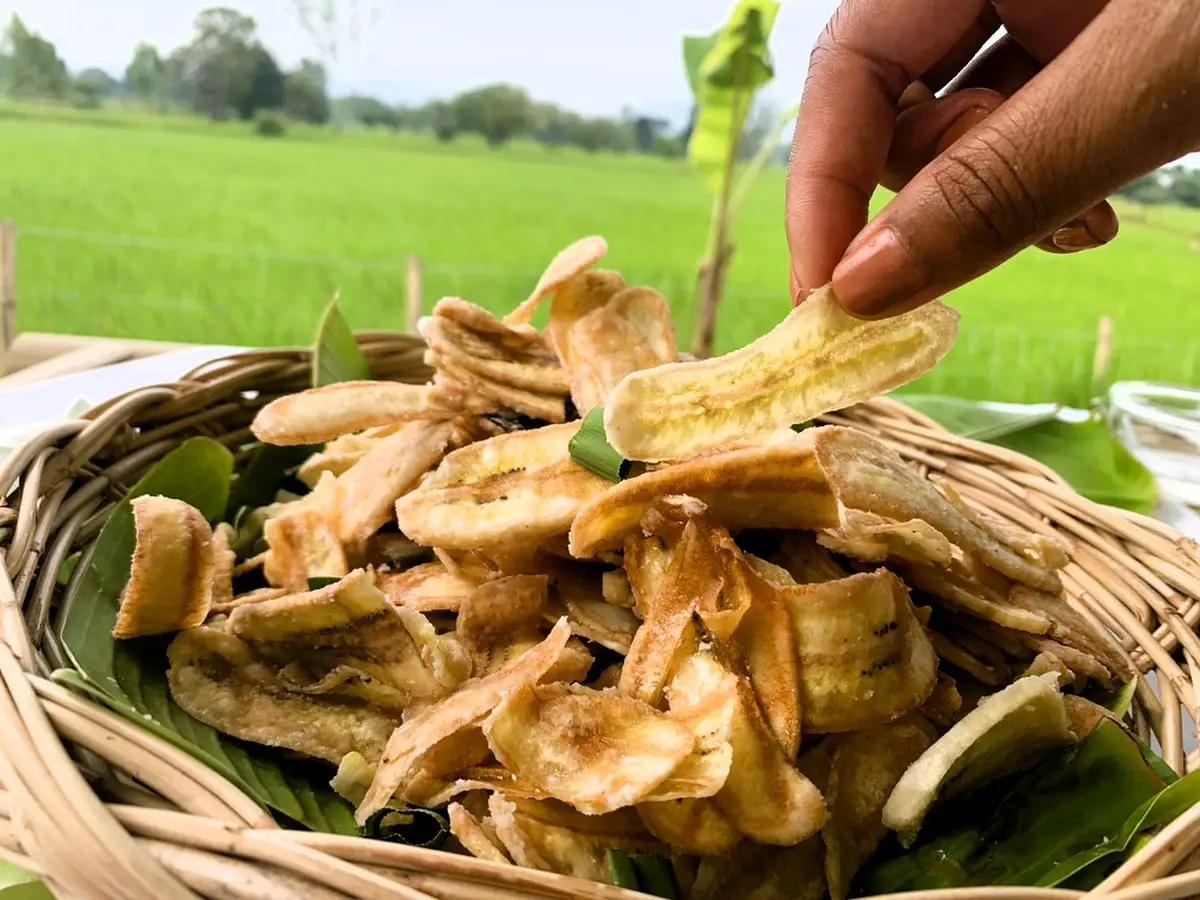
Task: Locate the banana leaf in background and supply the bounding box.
[899,394,1158,514]
[0,859,52,900]
[855,720,1200,895]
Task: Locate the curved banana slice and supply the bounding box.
[882,672,1075,846]
[779,569,938,733]
[568,438,838,559]
[421,316,569,393]
[394,423,610,550]
[603,287,958,461]
[252,381,475,446]
[433,297,542,344]
[114,496,216,638]
[483,683,697,814]
[448,803,513,865]
[504,236,609,326]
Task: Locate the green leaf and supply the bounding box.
[312,295,371,388]
[53,438,358,834]
[1088,676,1138,719]
[683,0,780,193]
[0,858,52,900]
[992,419,1158,514]
[607,848,639,890]
[898,396,1159,514]
[568,408,629,482]
[307,576,342,590]
[898,394,1062,442]
[606,850,679,898]
[856,721,1168,894]
[226,443,317,519]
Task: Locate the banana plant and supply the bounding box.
[683,0,791,357]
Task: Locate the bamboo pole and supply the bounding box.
[0,222,16,374]
[406,255,423,334]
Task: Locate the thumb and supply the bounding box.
[830,0,1200,319]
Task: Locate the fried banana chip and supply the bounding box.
[569,438,838,558]
[823,720,936,900]
[1006,585,1130,679]
[448,802,513,865]
[818,511,956,568]
[263,472,347,592]
[395,423,610,550]
[939,480,1070,570]
[811,426,1060,592]
[673,654,826,846]
[484,684,697,814]
[422,315,569,393]
[771,532,847,584]
[928,630,1009,687]
[488,794,663,883]
[692,838,827,900]
[227,569,467,710]
[114,496,217,638]
[545,269,628,366]
[779,569,938,733]
[902,559,1052,634]
[357,618,571,821]
[504,236,609,326]
[882,672,1075,845]
[432,356,567,423]
[167,627,399,765]
[561,286,676,413]
[297,424,404,488]
[920,673,964,728]
[211,523,236,610]
[252,381,476,446]
[375,562,480,613]
[553,589,640,654]
[603,287,959,461]
[457,574,548,654]
[434,297,542,344]
[636,799,742,856]
[334,419,454,546]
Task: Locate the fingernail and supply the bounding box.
[832,227,926,317]
[936,106,993,156]
[1049,222,1100,252]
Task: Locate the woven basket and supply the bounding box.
[2,334,1200,900]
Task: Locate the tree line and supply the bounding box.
[0,7,784,159]
[1115,166,1200,209]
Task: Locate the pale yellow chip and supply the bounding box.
[504,236,609,326]
[431,355,567,423]
[456,575,549,643]
[779,569,938,733]
[114,496,216,639]
[818,510,956,568]
[357,618,571,822]
[636,799,742,857]
[448,803,513,865]
[569,436,838,559]
[375,562,479,613]
[433,297,543,344]
[395,423,610,550]
[167,626,400,765]
[603,287,959,461]
[251,381,474,446]
[422,314,568,393]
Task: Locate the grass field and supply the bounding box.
[1,101,1199,404]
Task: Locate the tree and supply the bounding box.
[238,44,283,118]
[72,69,120,109]
[177,7,258,119]
[3,15,68,99]
[452,83,533,147]
[283,59,329,123]
[426,100,458,142]
[633,115,669,154]
[125,42,165,106]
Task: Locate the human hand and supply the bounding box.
[786,0,1200,318]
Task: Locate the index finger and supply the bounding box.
[786,0,987,298]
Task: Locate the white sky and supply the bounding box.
[0,0,841,122]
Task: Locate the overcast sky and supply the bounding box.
[0,0,841,122]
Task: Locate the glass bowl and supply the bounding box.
[1108,381,1200,506]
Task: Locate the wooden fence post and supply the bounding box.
[1092,314,1114,400]
[0,221,16,372]
[406,254,423,334]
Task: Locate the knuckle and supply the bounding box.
[807,11,911,101]
[930,128,1043,249]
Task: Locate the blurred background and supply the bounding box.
[0,0,1197,408]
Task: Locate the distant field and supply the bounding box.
[1,101,1198,404]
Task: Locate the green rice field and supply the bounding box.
[1,101,1199,405]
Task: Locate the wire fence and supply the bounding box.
[11,223,1200,406]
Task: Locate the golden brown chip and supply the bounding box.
[607,286,677,363]
[818,511,956,568]
[550,566,641,654]
[433,297,543,345]
[488,793,664,883]
[334,419,454,546]
[251,381,474,446]
[928,630,1009,687]
[395,423,610,551]
[603,288,958,462]
[297,424,405,488]
[902,559,1053,634]
[263,508,347,592]
[114,496,217,639]
[920,673,964,727]
[504,236,609,326]
[1062,694,1125,740]
[675,654,826,846]
[457,575,549,642]
[778,569,938,733]
[211,585,290,615]
[939,480,1070,570]
[602,569,634,608]
[592,662,623,690]
[357,618,572,821]
[823,721,936,900]
[1006,585,1130,679]
[448,803,513,865]
[167,627,399,765]
[569,437,839,559]
[432,356,566,423]
[692,838,827,900]
[211,523,236,610]
[636,799,742,856]
[421,766,554,807]
[375,562,479,612]
[227,569,467,710]
[811,426,1060,592]
[422,315,569,393]
[483,684,697,814]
